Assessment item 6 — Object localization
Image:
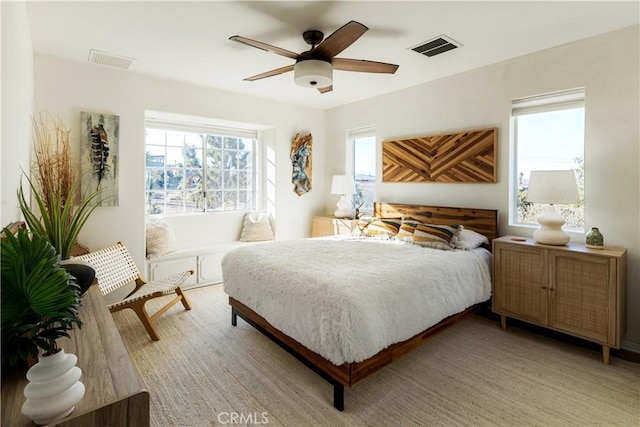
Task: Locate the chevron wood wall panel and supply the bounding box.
[382,128,497,183]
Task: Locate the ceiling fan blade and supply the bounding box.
[332,58,399,74]
[244,64,295,81]
[312,21,368,60]
[318,85,333,94]
[229,35,299,60]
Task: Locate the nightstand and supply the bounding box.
[492,236,626,364]
[311,216,358,237]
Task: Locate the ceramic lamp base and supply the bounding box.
[533,205,570,245]
[334,195,353,219]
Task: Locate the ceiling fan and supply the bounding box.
[229,20,399,94]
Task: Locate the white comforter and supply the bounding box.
[222,238,491,365]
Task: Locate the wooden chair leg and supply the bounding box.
[109,286,191,341]
[176,287,192,311]
[128,301,160,341]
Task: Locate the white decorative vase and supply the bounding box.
[21,349,85,425]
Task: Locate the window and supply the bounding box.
[349,127,376,214]
[511,88,585,230]
[145,123,257,215]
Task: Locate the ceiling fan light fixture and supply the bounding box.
[294,59,333,89]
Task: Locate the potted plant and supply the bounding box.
[19,114,103,260]
[18,114,103,294]
[18,173,101,258]
[1,227,85,424]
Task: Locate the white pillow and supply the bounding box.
[146,221,177,258]
[240,211,274,242]
[452,227,489,250]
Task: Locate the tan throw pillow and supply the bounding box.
[412,223,461,250]
[146,221,177,258]
[396,219,423,242]
[354,217,402,238]
[240,211,274,242]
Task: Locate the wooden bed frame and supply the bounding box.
[229,202,499,410]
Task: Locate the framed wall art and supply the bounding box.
[291,133,312,196]
[382,127,497,183]
[80,111,119,206]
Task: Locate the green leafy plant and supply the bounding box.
[1,228,82,368]
[18,172,102,260]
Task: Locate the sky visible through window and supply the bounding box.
[517,107,584,180]
[354,136,376,177]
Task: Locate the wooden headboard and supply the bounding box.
[373,202,499,244]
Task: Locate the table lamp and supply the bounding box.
[331,175,355,218]
[526,170,579,245]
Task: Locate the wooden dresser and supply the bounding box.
[492,236,626,364]
[1,284,149,426]
[311,216,358,237]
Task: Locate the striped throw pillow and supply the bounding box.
[355,217,402,238]
[412,223,461,250]
[396,219,423,242]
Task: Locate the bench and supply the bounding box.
[146,241,268,289]
[145,212,274,289]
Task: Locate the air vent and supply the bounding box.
[410,35,461,57]
[88,49,135,70]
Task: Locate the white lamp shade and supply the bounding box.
[526,170,579,205]
[331,175,355,195]
[294,60,333,89]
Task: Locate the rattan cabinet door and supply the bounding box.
[493,242,548,325]
[549,251,616,345]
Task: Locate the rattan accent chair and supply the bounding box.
[76,242,193,341]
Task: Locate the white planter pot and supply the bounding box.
[21,349,85,425]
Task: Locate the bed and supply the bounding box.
[222,202,498,410]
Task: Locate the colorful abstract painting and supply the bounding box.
[80,111,119,206]
[291,133,312,196]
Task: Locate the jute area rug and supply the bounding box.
[114,284,640,427]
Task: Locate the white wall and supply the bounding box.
[33,55,325,269]
[325,26,640,350]
[1,1,33,226]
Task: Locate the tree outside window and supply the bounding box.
[145,128,255,215]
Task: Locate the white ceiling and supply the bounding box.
[25,1,639,110]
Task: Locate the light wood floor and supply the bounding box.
[113,284,640,427]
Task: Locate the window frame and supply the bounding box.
[509,88,585,231]
[144,121,258,216]
[347,126,377,215]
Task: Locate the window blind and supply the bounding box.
[146,120,257,139]
[512,88,585,116]
[348,126,376,140]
